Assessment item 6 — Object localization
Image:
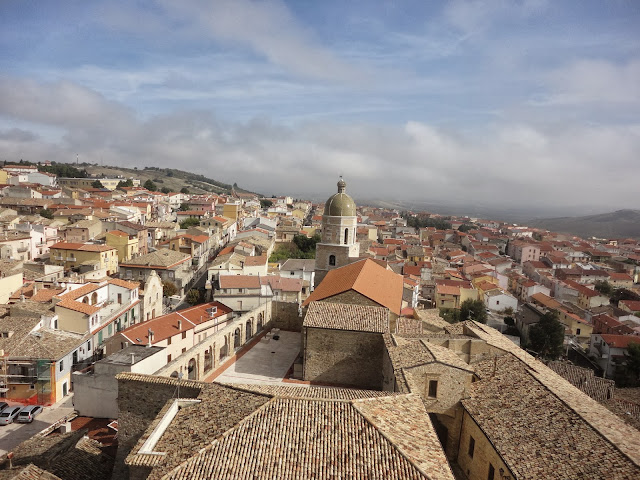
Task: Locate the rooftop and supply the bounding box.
[303,301,389,333]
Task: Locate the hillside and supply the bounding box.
[529,209,640,239]
[84,165,256,196]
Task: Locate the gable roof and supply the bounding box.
[302,258,403,315]
[303,301,389,333]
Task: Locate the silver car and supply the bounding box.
[16,405,43,423]
[0,406,22,425]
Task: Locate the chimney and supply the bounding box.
[130,353,135,365]
[177,320,182,330]
[147,328,154,346]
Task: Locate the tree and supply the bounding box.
[528,311,565,359]
[186,289,200,305]
[91,179,104,188]
[459,299,488,324]
[594,280,613,297]
[178,203,190,211]
[143,179,157,191]
[38,208,54,219]
[161,186,171,194]
[503,316,515,326]
[117,178,134,189]
[624,342,640,386]
[180,217,201,229]
[260,199,273,208]
[180,187,189,194]
[457,224,475,232]
[163,281,178,297]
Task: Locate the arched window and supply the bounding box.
[344,228,348,244]
[329,255,336,266]
[82,297,89,304]
[91,292,98,305]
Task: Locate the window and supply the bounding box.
[117,293,122,304]
[59,360,64,372]
[329,255,336,266]
[488,464,495,480]
[428,380,438,398]
[576,328,581,335]
[182,331,187,339]
[167,354,172,362]
[468,436,475,458]
[182,348,186,353]
[344,228,348,244]
[167,336,172,345]
[87,340,91,350]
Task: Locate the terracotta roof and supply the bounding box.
[600,334,639,349]
[620,300,640,311]
[120,248,190,269]
[120,302,232,345]
[243,255,267,267]
[218,275,261,289]
[107,229,129,237]
[108,278,140,290]
[303,259,403,315]
[260,275,302,292]
[50,242,115,252]
[303,301,389,333]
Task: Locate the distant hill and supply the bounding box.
[529,209,640,239]
[84,165,257,196]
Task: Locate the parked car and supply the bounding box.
[0,402,8,413]
[16,405,43,423]
[0,406,22,425]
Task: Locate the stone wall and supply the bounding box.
[271,300,303,331]
[303,327,384,390]
[404,363,473,417]
[113,374,203,480]
[457,410,513,480]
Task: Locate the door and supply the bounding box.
[62,382,68,396]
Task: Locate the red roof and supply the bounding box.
[600,334,639,349]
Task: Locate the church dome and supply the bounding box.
[323,178,356,216]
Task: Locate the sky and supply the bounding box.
[0,0,639,217]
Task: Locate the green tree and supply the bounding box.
[457,224,475,232]
[260,199,273,208]
[624,342,640,386]
[180,217,201,229]
[186,289,200,305]
[161,186,171,194]
[594,280,613,297]
[91,179,104,188]
[180,186,189,194]
[38,208,54,219]
[162,281,178,297]
[178,203,190,211]
[143,179,157,191]
[459,299,488,324]
[117,178,134,189]
[528,311,565,359]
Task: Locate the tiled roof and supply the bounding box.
[385,335,474,373]
[50,242,115,252]
[600,334,639,349]
[464,322,640,473]
[119,248,190,268]
[464,354,640,479]
[303,301,389,333]
[242,255,267,266]
[234,384,400,400]
[260,275,302,292]
[302,258,403,315]
[162,395,453,480]
[218,275,261,289]
[108,278,140,290]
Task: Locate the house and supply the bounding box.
[62,219,102,243]
[279,258,315,292]
[608,272,634,289]
[106,229,139,262]
[564,280,610,310]
[49,242,119,275]
[589,334,639,378]
[261,275,304,303]
[119,248,194,296]
[139,269,164,322]
[214,275,271,312]
[483,289,518,312]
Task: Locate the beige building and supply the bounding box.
[106,229,139,262]
[49,242,119,275]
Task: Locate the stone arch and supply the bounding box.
[219,336,228,360]
[188,358,197,380]
[257,313,264,332]
[234,328,241,348]
[204,345,213,373]
[246,319,253,342]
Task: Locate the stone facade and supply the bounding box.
[271,300,303,332]
[303,327,384,389]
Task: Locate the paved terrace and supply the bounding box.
[213,330,302,385]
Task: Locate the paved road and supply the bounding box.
[0,395,75,456]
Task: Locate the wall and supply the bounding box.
[303,327,384,389]
[457,410,513,480]
[0,272,22,303]
[271,301,303,331]
[403,363,473,416]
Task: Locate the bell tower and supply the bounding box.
[314,177,360,288]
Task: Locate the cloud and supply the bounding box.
[444,0,548,36]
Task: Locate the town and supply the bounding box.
[0,162,637,478]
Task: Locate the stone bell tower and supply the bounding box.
[314,177,360,288]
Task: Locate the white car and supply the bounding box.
[16,405,43,423]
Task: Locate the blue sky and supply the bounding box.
[0,0,639,215]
